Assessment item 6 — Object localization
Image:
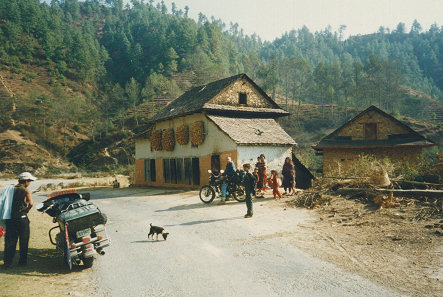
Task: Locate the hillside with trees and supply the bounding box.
[0,0,442,173]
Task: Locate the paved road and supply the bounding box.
[79,188,403,297]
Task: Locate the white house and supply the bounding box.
[134,74,296,187]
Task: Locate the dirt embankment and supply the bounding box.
[284,181,443,297]
[0,129,73,175]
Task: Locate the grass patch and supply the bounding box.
[0,209,93,296]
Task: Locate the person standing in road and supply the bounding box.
[282,157,294,195]
[269,170,282,199]
[255,154,267,195]
[219,156,236,204]
[3,172,36,268]
[242,164,256,218]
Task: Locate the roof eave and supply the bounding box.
[236,142,296,146]
[147,109,204,125]
[312,143,437,149]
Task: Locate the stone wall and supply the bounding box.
[337,110,409,140]
[322,147,422,176]
[208,78,273,108]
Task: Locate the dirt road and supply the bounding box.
[84,188,403,297]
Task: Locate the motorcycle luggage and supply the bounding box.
[58,200,106,233]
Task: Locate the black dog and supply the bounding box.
[148,223,169,240]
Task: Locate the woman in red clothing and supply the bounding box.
[268,170,282,199]
[255,154,267,193]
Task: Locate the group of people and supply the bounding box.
[218,154,297,219]
[254,155,296,199]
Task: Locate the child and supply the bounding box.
[289,169,296,195]
[242,164,256,218]
[252,168,259,198]
[269,170,282,199]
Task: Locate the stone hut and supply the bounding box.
[134,74,296,187]
[312,105,437,176]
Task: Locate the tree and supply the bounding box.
[125,77,140,126]
[166,47,179,75]
[395,22,406,34]
[410,19,422,34]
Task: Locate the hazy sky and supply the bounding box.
[154,0,443,41]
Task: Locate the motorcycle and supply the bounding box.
[36,190,110,271]
[199,169,246,203]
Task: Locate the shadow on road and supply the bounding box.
[156,195,276,213]
[165,216,243,227]
[131,240,166,244]
[69,187,187,200]
[0,248,86,275]
[155,199,250,212]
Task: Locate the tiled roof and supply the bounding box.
[207,115,296,146]
[313,106,437,149]
[149,74,287,123]
[203,104,289,115]
[314,136,435,148]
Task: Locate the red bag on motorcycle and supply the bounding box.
[0,226,5,238]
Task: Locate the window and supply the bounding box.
[149,159,156,181]
[169,159,177,184]
[145,159,151,181]
[176,158,184,184]
[184,158,192,185]
[192,158,200,185]
[144,159,156,182]
[162,158,189,184]
[163,159,171,183]
[364,123,378,140]
[239,92,247,105]
[211,155,220,174]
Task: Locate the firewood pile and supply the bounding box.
[176,124,189,145]
[190,121,205,146]
[161,128,175,151]
[373,192,401,209]
[287,191,331,209]
[150,130,163,151]
[286,178,442,221]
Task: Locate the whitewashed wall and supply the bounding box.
[237,145,292,173]
[135,113,237,159]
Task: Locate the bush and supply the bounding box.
[73,124,81,132]
[23,72,37,83]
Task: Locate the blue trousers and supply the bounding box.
[221,182,228,200]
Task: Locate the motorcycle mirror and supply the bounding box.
[220,170,225,174]
[208,170,212,173]
[36,203,45,211]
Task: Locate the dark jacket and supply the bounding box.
[282,162,294,176]
[224,161,236,177]
[243,172,257,191]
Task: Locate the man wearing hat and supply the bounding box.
[3,172,36,268]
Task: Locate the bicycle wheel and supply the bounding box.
[199,185,215,203]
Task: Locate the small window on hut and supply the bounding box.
[239,92,247,105]
[364,123,377,140]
